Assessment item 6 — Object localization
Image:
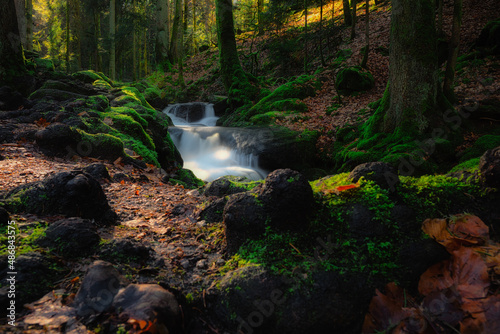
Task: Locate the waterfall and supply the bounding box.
[164,103,268,182]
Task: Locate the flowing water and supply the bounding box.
[164,103,268,182]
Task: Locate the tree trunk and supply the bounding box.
[26,0,33,51]
[192,0,197,53]
[1,0,24,81]
[14,0,27,50]
[369,0,439,135]
[360,0,369,68]
[109,0,116,80]
[350,0,357,39]
[319,0,326,67]
[94,10,102,72]
[443,0,462,103]
[156,0,170,69]
[215,0,245,92]
[66,0,71,73]
[257,0,264,35]
[342,0,352,26]
[304,0,308,73]
[437,0,444,37]
[170,0,182,64]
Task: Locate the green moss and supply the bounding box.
[77,130,125,160]
[449,158,480,173]
[106,113,155,150]
[93,79,113,90]
[72,70,112,85]
[169,168,205,189]
[120,86,155,109]
[112,94,140,106]
[110,107,148,128]
[85,95,110,111]
[336,66,375,93]
[460,135,500,162]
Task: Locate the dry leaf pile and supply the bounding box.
[363,214,500,334]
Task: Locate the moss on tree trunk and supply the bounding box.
[365,0,442,137]
[0,0,25,81]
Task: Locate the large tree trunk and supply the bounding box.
[26,0,33,51]
[170,0,182,64]
[66,0,71,73]
[377,0,439,135]
[109,0,116,80]
[350,0,357,39]
[13,0,27,50]
[0,0,25,82]
[257,0,264,35]
[360,0,370,68]
[215,0,245,92]
[155,0,170,69]
[342,0,352,26]
[443,0,463,103]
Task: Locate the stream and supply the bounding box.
[164,103,269,182]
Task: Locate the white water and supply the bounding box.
[164,103,267,182]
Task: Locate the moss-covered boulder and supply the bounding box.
[3,170,117,223]
[72,70,113,85]
[29,88,87,101]
[479,146,500,188]
[460,135,500,162]
[203,175,259,197]
[336,66,374,93]
[167,168,204,189]
[475,18,500,54]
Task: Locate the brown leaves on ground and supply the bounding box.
[363,214,500,334]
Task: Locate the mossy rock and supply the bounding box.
[110,107,148,128]
[475,18,500,54]
[460,135,500,162]
[29,88,86,101]
[34,58,55,71]
[93,79,113,90]
[111,94,141,107]
[168,168,204,189]
[84,95,110,112]
[120,86,154,109]
[40,80,95,96]
[106,113,155,151]
[336,66,374,93]
[72,70,113,85]
[77,130,125,160]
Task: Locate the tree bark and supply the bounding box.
[350,0,357,39]
[342,0,352,26]
[0,0,25,82]
[13,0,27,50]
[304,0,308,73]
[360,0,369,68]
[215,0,245,92]
[109,0,116,80]
[66,0,71,73]
[373,0,440,135]
[156,0,170,69]
[257,0,264,35]
[26,0,33,51]
[443,0,463,103]
[170,0,182,64]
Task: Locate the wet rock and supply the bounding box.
[112,284,182,333]
[0,124,17,143]
[3,170,117,224]
[223,191,267,253]
[73,260,129,319]
[0,252,66,309]
[99,238,152,263]
[36,218,100,258]
[203,175,254,197]
[223,169,313,253]
[200,197,227,223]
[0,207,10,226]
[213,265,371,334]
[81,163,111,182]
[260,169,314,231]
[0,86,24,111]
[29,88,86,101]
[349,161,400,191]
[112,172,130,182]
[35,123,82,157]
[479,146,500,188]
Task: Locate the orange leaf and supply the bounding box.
[70,276,80,284]
[135,190,140,196]
[336,183,360,191]
[120,180,125,185]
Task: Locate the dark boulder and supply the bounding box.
[213,265,372,334]
[35,123,82,157]
[112,284,182,333]
[3,170,117,224]
[347,203,387,239]
[72,260,129,319]
[474,18,500,54]
[99,238,152,263]
[259,169,314,231]
[0,252,66,309]
[203,175,254,197]
[479,146,500,188]
[336,66,374,93]
[349,161,400,191]
[223,169,313,253]
[223,191,267,253]
[0,86,24,111]
[0,124,17,143]
[81,163,111,182]
[0,207,9,226]
[28,88,86,101]
[36,218,101,258]
[200,197,227,224]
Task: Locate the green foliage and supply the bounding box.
[168,168,205,189]
[449,158,480,173]
[459,135,500,162]
[0,222,47,256]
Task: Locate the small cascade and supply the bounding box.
[164,103,268,182]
